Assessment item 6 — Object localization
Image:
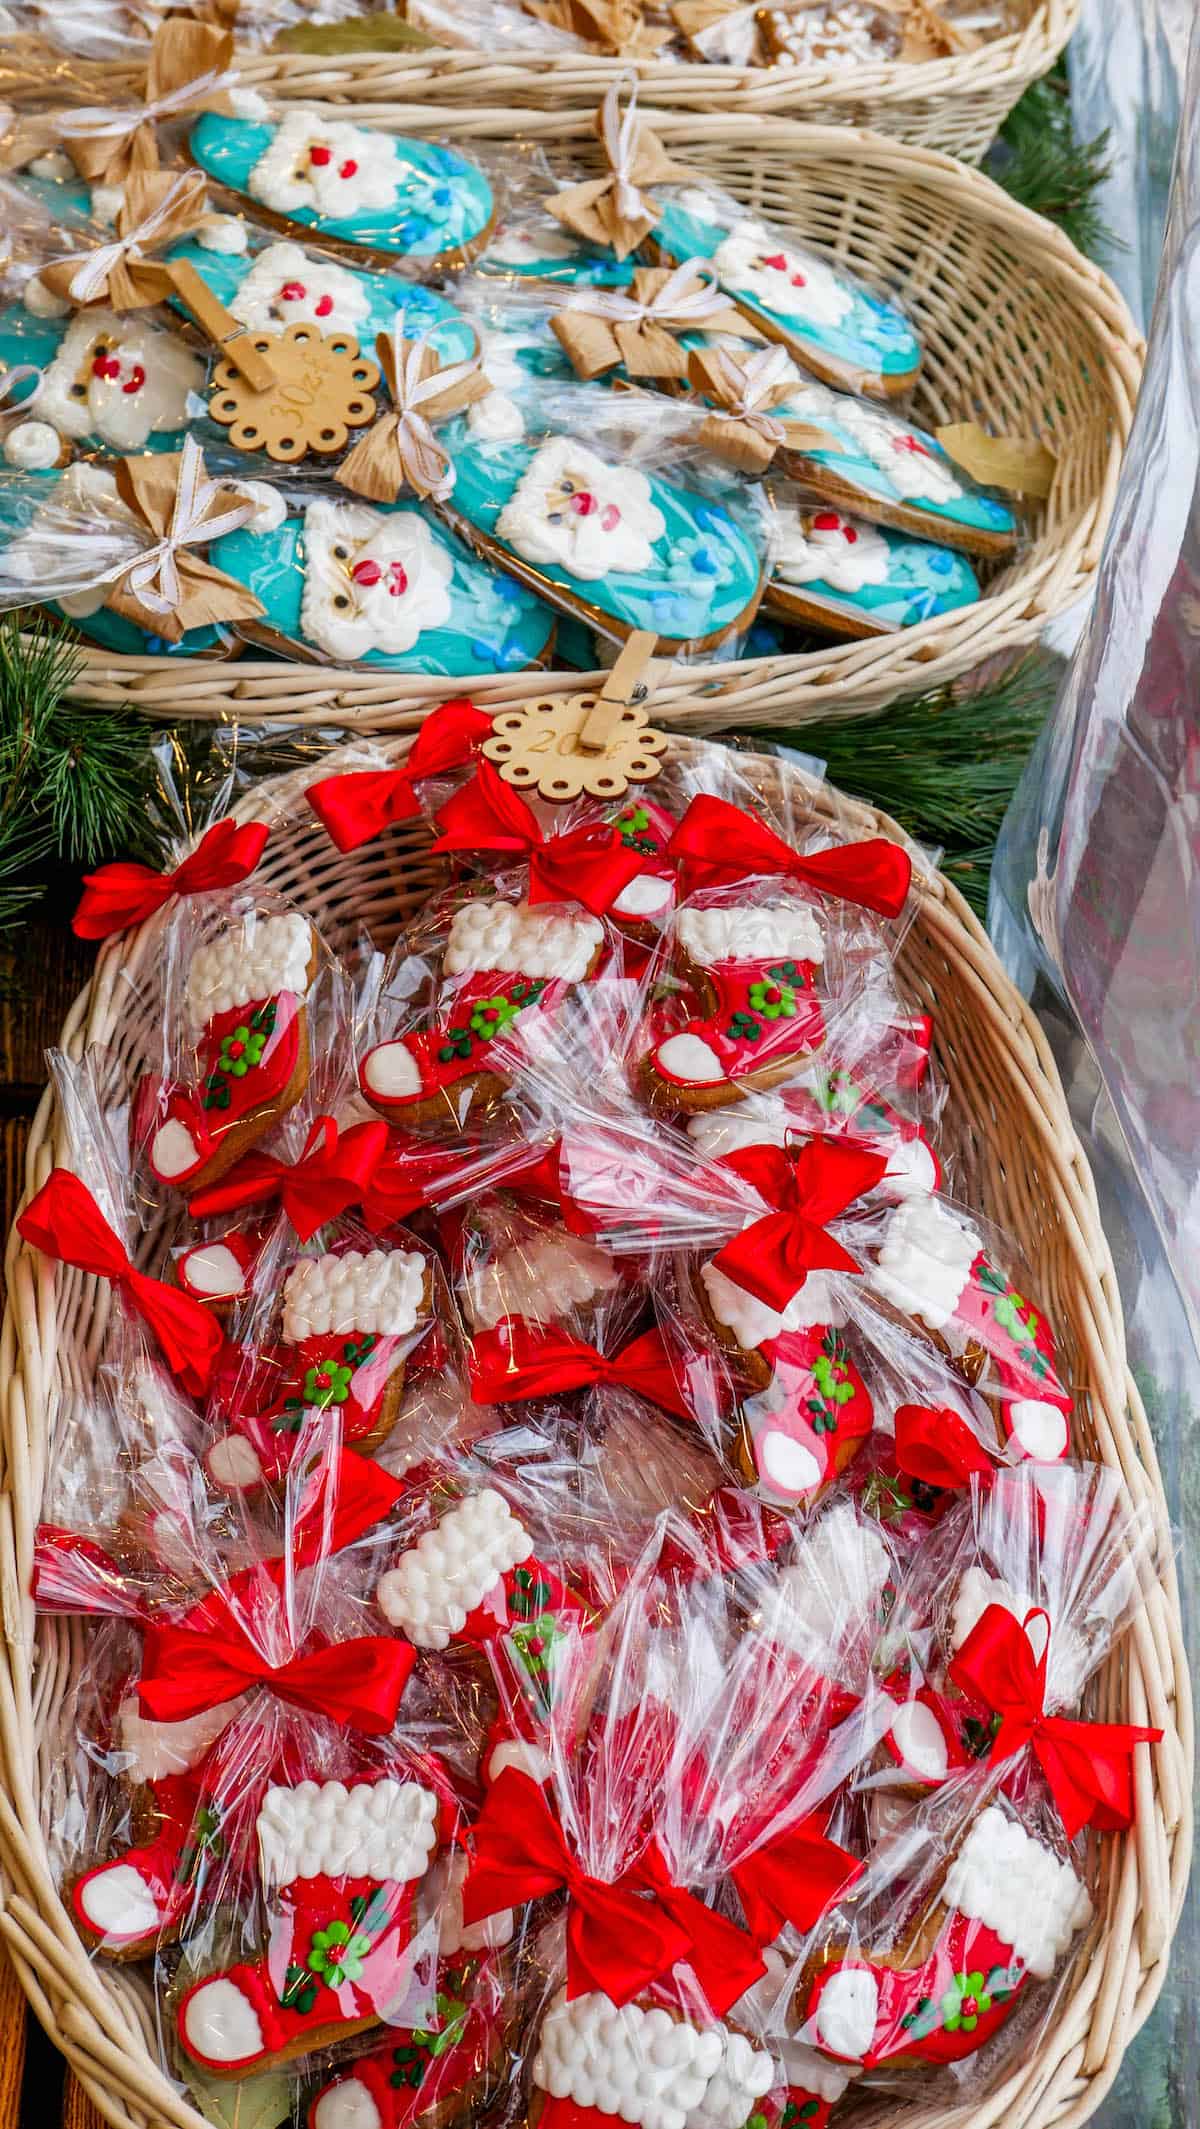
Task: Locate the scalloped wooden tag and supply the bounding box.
[482,631,668,801]
[208,322,380,463]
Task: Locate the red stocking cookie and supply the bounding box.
[642,895,827,1111]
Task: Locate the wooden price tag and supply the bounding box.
[483,631,668,802]
[208,322,380,463]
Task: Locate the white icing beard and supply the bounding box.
[488,225,578,265]
[712,228,855,329]
[835,401,964,504]
[773,509,891,594]
[230,239,371,334]
[301,499,454,660]
[34,310,203,449]
[496,436,666,581]
[248,110,406,219]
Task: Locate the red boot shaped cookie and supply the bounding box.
[732,1325,874,1510]
[799,1805,1092,2071]
[177,1772,446,2079]
[641,895,828,1112]
[148,911,318,1191]
[206,1243,432,1492]
[309,1953,509,2129]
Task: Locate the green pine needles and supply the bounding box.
[987,67,1114,260]
[0,616,164,938]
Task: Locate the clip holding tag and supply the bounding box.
[482,636,668,803]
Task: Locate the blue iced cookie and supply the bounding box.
[440,424,766,651]
[189,111,494,265]
[478,221,637,288]
[764,501,980,638]
[654,190,920,398]
[7,165,102,229]
[0,298,205,458]
[769,376,1018,556]
[160,235,478,367]
[46,603,228,657]
[209,495,557,674]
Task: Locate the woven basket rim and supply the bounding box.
[0,728,1191,2129]
[59,108,1143,730]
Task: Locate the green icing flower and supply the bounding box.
[470,994,520,1039]
[747,978,797,1020]
[302,1360,353,1407]
[217,1023,267,1077]
[940,1970,991,2032]
[308,1919,373,1987]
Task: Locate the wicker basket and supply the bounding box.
[239,3,1081,164]
[62,106,1142,734]
[0,731,1190,2129]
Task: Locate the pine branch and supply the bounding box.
[987,68,1115,261]
[747,653,1057,920]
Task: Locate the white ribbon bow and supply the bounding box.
[0,364,42,418]
[561,256,730,328]
[118,435,255,616]
[600,73,655,228]
[57,67,239,145]
[703,343,797,446]
[389,323,485,502]
[64,169,205,304]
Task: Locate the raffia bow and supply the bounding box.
[98,436,267,641]
[38,168,210,311]
[55,20,238,187]
[688,342,835,472]
[551,259,758,381]
[549,75,694,262]
[337,326,491,506]
[522,0,673,54]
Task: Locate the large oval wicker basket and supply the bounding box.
[0,730,1191,2129]
[241,3,1081,164]
[62,105,1141,734]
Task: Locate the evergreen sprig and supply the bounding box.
[0,616,165,938]
[749,654,1058,919]
[987,67,1115,260]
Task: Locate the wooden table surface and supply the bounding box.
[1,910,102,2129]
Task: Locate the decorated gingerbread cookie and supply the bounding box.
[528,1988,777,2129]
[0,302,204,456]
[478,220,638,287]
[210,495,557,673]
[758,1,900,65]
[175,1229,260,1313]
[764,500,980,638]
[147,909,318,1192]
[730,1325,874,1508]
[309,1960,507,2129]
[652,189,921,398]
[640,893,828,1112]
[189,110,495,266]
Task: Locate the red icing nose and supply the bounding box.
[91,355,121,379]
[280,280,306,301]
[570,491,597,516]
[351,558,382,586]
[762,253,787,270]
[121,364,146,396]
[308,144,332,166]
[813,511,840,531]
[339,159,358,179]
[387,562,409,597]
[315,294,334,317]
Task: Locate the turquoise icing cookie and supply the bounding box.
[477,223,637,288]
[766,504,980,635]
[440,422,765,648]
[770,380,1018,547]
[210,497,557,674]
[160,236,478,366]
[0,298,204,458]
[46,603,227,656]
[8,169,97,228]
[189,112,493,261]
[654,194,920,392]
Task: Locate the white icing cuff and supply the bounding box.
[941,1804,1092,1977]
[117,1694,239,1783]
[766,1504,889,1663]
[532,1991,773,2129]
[869,1196,981,1331]
[258,1777,438,1887]
[677,902,825,970]
[950,1565,1039,1655]
[445,900,603,983]
[467,1230,619,1330]
[376,1489,533,1649]
[700,1257,842,1351]
[186,912,312,1027]
[183,1977,265,2066]
[282,1247,426,1341]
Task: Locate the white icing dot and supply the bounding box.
[78,1864,161,1939]
[29,150,73,180]
[151,1119,202,1182]
[196,215,249,254]
[3,419,60,470]
[757,1427,822,1495]
[363,1041,424,1102]
[229,479,286,533]
[814,1968,878,2059]
[656,1033,727,1085]
[1007,1397,1069,1461]
[183,1977,265,2065]
[888,1700,949,1781]
[312,2083,383,2129]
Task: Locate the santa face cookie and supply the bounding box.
[764,502,980,639]
[443,427,765,652]
[161,235,479,369]
[360,896,607,1128]
[23,307,204,453]
[642,895,827,1112]
[653,193,921,398]
[147,910,317,1193]
[479,220,638,287]
[209,497,557,675]
[205,1243,432,1491]
[190,111,494,265]
[767,377,1018,557]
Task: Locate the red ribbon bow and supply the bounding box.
[730,1812,863,1943]
[461,1768,752,2009]
[627,1841,765,2013]
[666,795,913,914]
[949,1602,1162,1839]
[893,1404,995,1492]
[73,818,270,941]
[431,760,642,917]
[305,701,493,854]
[711,1139,887,1315]
[469,1319,693,1421]
[187,1115,389,1241]
[18,1168,223,1396]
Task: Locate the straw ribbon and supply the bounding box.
[601,73,654,226]
[65,169,206,303]
[119,434,255,615]
[390,326,484,503]
[56,67,239,144]
[700,342,797,448]
[561,256,730,328]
